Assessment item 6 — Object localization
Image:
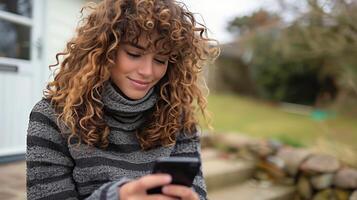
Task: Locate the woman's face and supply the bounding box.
[111,37,169,100]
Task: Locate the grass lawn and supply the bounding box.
[201,93,357,152]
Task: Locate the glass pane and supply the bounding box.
[0,19,31,60]
[0,0,33,18]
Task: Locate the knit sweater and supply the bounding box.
[26,82,207,200]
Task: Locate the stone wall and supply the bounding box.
[201,132,357,200]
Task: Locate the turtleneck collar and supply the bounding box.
[101,81,157,131]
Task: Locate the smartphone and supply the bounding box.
[147,157,200,194]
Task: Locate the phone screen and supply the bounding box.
[147,157,200,194]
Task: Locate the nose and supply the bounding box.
[137,56,153,77]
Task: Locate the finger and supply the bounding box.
[134,174,172,191]
[145,194,179,200]
[162,185,199,200]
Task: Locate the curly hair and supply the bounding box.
[44,0,219,150]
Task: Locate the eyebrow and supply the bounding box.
[125,42,146,50]
[123,42,170,56]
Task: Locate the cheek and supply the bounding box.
[156,66,168,80]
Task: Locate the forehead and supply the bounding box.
[123,32,170,54]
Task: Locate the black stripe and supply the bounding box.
[109,125,137,132]
[27,172,72,188]
[193,185,207,199]
[75,157,155,171]
[79,193,90,200]
[100,182,114,200]
[109,126,128,132]
[111,114,143,124]
[30,112,60,132]
[176,137,199,145]
[27,135,71,158]
[170,151,199,158]
[27,161,71,169]
[104,106,140,119]
[106,143,141,153]
[37,190,78,200]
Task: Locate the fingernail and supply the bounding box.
[162,186,169,193]
[164,175,172,182]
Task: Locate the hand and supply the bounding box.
[118,174,178,200]
[162,185,199,200]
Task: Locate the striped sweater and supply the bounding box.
[26,82,207,200]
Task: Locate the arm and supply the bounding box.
[26,100,130,200]
[169,130,207,200]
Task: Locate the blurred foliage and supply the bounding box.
[222,0,357,106]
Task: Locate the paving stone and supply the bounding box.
[203,157,255,191]
[208,180,296,200]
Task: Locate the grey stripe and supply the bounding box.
[27,146,73,166]
[28,178,76,200]
[73,166,149,183]
[27,165,69,181]
[27,121,65,145]
[108,130,138,144]
[71,144,172,161]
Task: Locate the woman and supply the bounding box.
[26,0,218,199]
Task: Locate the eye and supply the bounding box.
[154,58,167,65]
[126,51,141,58]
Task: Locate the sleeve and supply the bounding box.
[26,100,131,200]
[169,130,207,200]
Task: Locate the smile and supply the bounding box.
[128,78,151,85]
[128,77,152,90]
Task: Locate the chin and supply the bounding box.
[127,92,148,100]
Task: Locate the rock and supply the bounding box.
[276,147,311,176]
[300,154,340,174]
[310,173,334,190]
[313,189,349,200]
[334,168,357,189]
[267,155,285,169]
[335,189,350,200]
[267,139,283,153]
[297,176,313,199]
[350,190,357,200]
[312,189,333,200]
[217,133,254,151]
[249,140,275,158]
[254,170,270,181]
[257,160,286,181]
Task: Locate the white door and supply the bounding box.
[0,0,43,158]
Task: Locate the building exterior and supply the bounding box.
[0,0,88,162]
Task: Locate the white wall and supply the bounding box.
[39,0,86,94]
[0,0,87,159]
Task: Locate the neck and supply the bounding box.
[109,79,134,101]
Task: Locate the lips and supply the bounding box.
[128,78,151,85]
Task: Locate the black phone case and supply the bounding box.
[147,157,200,194]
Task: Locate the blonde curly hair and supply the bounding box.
[44,0,219,150]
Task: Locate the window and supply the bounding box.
[0,0,33,60]
[0,0,33,17]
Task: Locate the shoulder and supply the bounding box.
[31,98,55,115]
[28,98,66,143]
[29,98,60,126]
